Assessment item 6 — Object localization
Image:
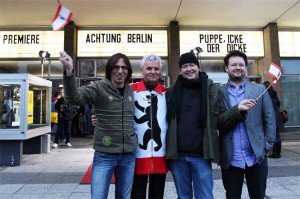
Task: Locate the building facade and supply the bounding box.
[0,21,299,126]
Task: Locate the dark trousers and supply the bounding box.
[131,173,166,199]
[221,158,268,199]
[54,120,72,144]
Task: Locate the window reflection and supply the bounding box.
[1,85,21,129]
[0,84,49,130]
[78,58,168,78]
[28,87,48,129]
[0,60,63,78]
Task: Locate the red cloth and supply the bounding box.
[80,163,115,184]
[134,157,168,174]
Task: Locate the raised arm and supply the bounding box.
[59,51,74,76]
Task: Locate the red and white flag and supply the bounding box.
[51,4,73,31]
[268,62,282,85]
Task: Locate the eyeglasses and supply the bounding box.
[112,65,128,70]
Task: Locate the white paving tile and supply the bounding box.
[46,183,77,193]
[16,184,52,194]
[0,184,24,193]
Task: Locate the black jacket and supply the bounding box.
[55,97,76,121]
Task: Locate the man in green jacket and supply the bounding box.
[59,51,137,199]
[165,51,255,199]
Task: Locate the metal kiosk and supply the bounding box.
[0,73,52,166]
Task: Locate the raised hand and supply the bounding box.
[91,114,97,127]
[59,51,73,75]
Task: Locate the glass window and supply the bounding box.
[200,60,224,72]
[281,59,300,126]
[28,87,48,129]
[96,59,106,77]
[79,60,96,78]
[1,85,21,129]
[79,58,168,78]
[281,59,300,75]
[199,59,255,75]
[281,75,300,126]
[1,84,50,130]
[0,60,63,78]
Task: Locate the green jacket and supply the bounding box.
[165,79,225,164]
[63,74,137,153]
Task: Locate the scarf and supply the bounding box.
[168,72,208,128]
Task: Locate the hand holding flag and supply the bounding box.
[256,62,282,100]
[52,4,73,31]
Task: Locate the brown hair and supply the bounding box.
[105,53,132,83]
[223,50,248,68]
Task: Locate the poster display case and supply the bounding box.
[0,73,52,166]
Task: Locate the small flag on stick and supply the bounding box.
[268,62,282,85]
[256,62,282,100]
[52,4,73,31]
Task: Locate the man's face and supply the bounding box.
[141,60,161,86]
[110,58,128,88]
[180,63,199,80]
[225,56,246,82]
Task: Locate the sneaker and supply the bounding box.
[66,143,72,147]
[52,143,58,148]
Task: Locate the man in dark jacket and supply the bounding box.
[53,89,76,148]
[263,81,283,158]
[165,52,254,199]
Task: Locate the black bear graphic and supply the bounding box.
[134,93,162,152]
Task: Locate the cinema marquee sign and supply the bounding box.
[0,31,64,58]
[279,31,300,57]
[180,30,264,57]
[77,30,168,57]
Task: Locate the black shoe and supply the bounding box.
[268,154,281,158]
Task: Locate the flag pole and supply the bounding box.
[256,84,272,101]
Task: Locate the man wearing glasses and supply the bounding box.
[218,50,275,199]
[59,51,137,199]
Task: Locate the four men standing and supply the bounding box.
[60,49,275,199]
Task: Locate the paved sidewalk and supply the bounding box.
[0,128,300,199]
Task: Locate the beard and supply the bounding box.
[228,73,245,82]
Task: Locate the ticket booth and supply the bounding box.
[0,73,52,166]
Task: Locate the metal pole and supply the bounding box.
[48,60,51,80]
[41,60,44,78]
[40,90,43,124]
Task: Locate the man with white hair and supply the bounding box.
[130,54,168,199]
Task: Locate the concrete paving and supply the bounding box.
[0,128,300,199]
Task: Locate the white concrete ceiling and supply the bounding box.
[0,0,299,28]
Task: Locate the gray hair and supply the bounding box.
[140,54,162,68]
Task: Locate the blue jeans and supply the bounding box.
[91,151,135,199]
[169,156,213,199]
